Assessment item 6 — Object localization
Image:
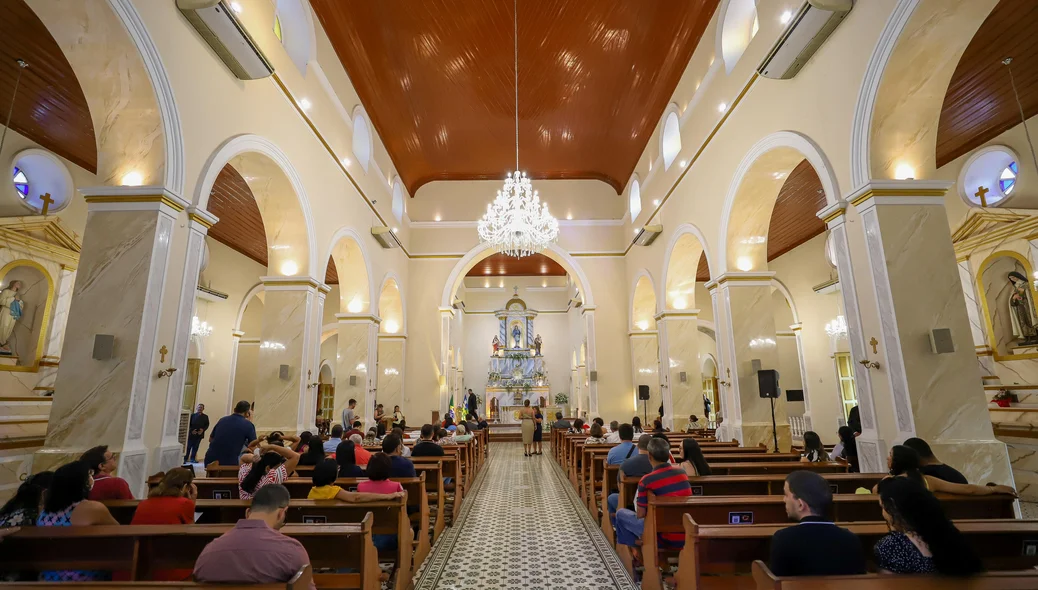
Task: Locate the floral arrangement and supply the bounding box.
[554,392,568,405]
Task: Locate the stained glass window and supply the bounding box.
[12,167,28,199]
[1000,161,1018,196]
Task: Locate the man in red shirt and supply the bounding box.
[81,445,134,500]
[614,437,691,564]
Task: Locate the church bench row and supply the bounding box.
[559,433,725,481]
[663,517,1038,590]
[564,439,747,492]
[640,496,1018,590]
[552,429,720,467]
[749,560,1038,590]
[103,496,417,590]
[0,570,313,590]
[0,521,381,590]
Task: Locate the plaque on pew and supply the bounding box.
[728,511,753,524]
[690,486,704,496]
[213,490,232,500]
[1025,540,1038,556]
[829,484,838,493]
[302,515,327,524]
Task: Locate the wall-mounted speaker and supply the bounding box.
[638,385,651,400]
[589,371,598,382]
[349,375,357,386]
[679,371,687,383]
[757,369,780,399]
[929,328,955,354]
[279,365,290,380]
[92,335,115,360]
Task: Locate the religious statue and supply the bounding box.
[512,323,522,348]
[1008,271,1038,345]
[534,334,542,356]
[0,280,23,355]
[492,335,501,355]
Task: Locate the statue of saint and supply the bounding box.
[512,324,522,348]
[534,334,543,356]
[0,280,23,355]
[1009,271,1038,344]
[492,335,500,355]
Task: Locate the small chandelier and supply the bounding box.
[191,316,213,338]
[477,0,559,257]
[825,315,848,338]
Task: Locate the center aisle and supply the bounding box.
[412,442,638,590]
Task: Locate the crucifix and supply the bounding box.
[39,192,54,215]
[975,186,989,208]
[159,345,168,363]
[869,337,878,354]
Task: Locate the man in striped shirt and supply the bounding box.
[615,437,692,552]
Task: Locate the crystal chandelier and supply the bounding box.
[191,316,213,338]
[477,0,559,257]
[824,315,848,338]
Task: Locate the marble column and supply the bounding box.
[154,207,218,472]
[33,264,76,395]
[817,199,884,472]
[848,180,1012,484]
[335,314,379,428]
[711,272,790,451]
[790,324,813,432]
[35,188,187,495]
[225,330,245,415]
[708,283,734,440]
[656,311,705,432]
[377,336,406,419]
[630,330,660,425]
[439,309,453,415]
[583,307,599,415]
[959,258,997,376]
[252,277,322,434]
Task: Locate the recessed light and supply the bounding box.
[718,102,727,113]
[230,1,242,13]
[634,228,640,235]
[780,10,793,24]
[653,199,660,206]
[484,269,491,275]
[679,160,687,168]
[391,227,398,233]
[298,98,312,111]
[120,171,144,186]
[434,215,442,221]
[566,213,573,220]
[342,157,351,167]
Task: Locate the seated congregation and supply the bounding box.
[554,415,1027,589]
[0,400,487,590]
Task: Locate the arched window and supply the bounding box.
[661,110,681,170]
[719,0,759,74]
[629,177,642,222]
[392,180,405,222]
[352,109,373,173]
[274,0,314,76]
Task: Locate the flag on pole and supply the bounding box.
[448,391,455,419]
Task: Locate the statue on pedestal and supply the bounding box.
[492,335,501,355]
[0,280,23,355]
[534,334,542,356]
[1008,271,1038,345]
[512,324,522,348]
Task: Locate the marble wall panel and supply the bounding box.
[254,288,310,432]
[1000,435,1038,502]
[958,261,987,348]
[377,338,404,419]
[662,318,704,432]
[991,357,1038,386]
[335,322,371,425]
[630,334,661,421]
[0,450,38,503]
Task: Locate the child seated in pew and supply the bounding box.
[360,453,406,551]
[308,459,403,502]
[239,442,300,500]
[799,431,830,463]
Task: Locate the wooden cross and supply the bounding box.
[975,186,989,208]
[159,345,168,363]
[869,337,878,354]
[39,193,54,215]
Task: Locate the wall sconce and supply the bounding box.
[859,359,881,370]
[157,367,177,378]
[305,369,319,390]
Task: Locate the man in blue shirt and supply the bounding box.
[606,423,636,465]
[382,434,417,477]
[322,424,344,453]
[203,400,257,466]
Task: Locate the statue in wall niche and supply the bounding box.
[0,280,23,355]
[1008,271,1038,345]
[512,323,522,349]
[534,334,542,356]
[492,335,501,355]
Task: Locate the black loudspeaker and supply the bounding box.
[757,369,780,399]
[637,385,651,400]
[786,389,805,402]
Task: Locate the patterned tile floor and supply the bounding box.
[412,442,638,590]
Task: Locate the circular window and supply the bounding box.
[12,167,29,198]
[9,149,74,214]
[958,145,1020,207]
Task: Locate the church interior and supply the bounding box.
[3,0,1038,587]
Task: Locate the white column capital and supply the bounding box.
[849,180,953,212]
[186,206,219,231]
[706,271,776,289]
[335,313,381,325]
[80,185,188,216]
[817,199,849,228]
[655,309,700,322]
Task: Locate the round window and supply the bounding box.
[958,146,1020,207]
[12,167,29,199]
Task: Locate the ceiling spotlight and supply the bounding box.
[652,199,660,206]
[298,98,312,111]
[120,171,144,187]
[780,10,793,24]
[484,268,491,275]
[717,102,727,113]
[434,215,442,221]
[342,157,351,167]
[230,1,243,13]
[679,160,687,168]
[566,213,573,220]
[391,227,398,233]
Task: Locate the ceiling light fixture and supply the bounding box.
[478,0,559,259]
[121,171,144,187]
[718,102,727,113]
[779,10,793,24]
[679,160,687,168]
[230,1,243,14]
[298,98,312,111]
[434,215,442,221]
[653,199,660,206]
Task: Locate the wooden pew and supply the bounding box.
[672,517,1038,590]
[0,573,314,590]
[639,494,1017,590]
[0,521,379,590]
[707,462,847,476]
[103,496,418,589]
[750,559,1038,590]
[412,455,460,528]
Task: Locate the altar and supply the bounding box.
[483,289,552,422]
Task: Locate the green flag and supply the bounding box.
[448,391,454,418]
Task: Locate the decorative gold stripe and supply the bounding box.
[821,209,845,224]
[408,254,466,259]
[188,213,215,229]
[38,361,59,367]
[572,252,625,257]
[0,396,51,402]
[260,278,323,289]
[378,334,407,339]
[849,188,948,207]
[83,195,186,212]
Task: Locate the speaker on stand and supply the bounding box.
[638,385,651,425]
[757,369,780,453]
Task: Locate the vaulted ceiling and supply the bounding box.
[767,159,826,262]
[466,252,567,277]
[937,0,1038,167]
[311,0,719,196]
[0,0,96,173]
[207,164,267,267]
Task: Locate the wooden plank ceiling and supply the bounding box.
[766,159,826,262]
[937,0,1038,167]
[207,164,268,266]
[466,252,567,277]
[0,0,96,173]
[310,0,719,196]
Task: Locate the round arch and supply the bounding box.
[661,105,682,171]
[192,134,318,276]
[352,105,374,173]
[660,223,714,311]
[716,0,759,75]
[718,131,841,274]
[770,277,800,325]
[323,227,375,314]
[630,269,658,331]
[234,282,265,332]
[274,0,317,76]
[440,242,596,309]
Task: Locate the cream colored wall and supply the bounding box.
[407,223,626,256]
[411,179,625,221]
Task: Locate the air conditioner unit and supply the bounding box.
[634,224,663,247]
[371,226,401,249]
[177,0,274,80]
[757,0,853,80]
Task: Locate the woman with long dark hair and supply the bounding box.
[293,431,312,454]
[631,416,643,434]
[884,446,1016,496]
[38,461,118,581]
[875,477,983,575]
[237,443,299,500]
[298,438,326,466]
[0,471,53,528]
[336,440,365,477]
[830,426,859,472]
[678,438,712,477]
[799,431,829,463]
